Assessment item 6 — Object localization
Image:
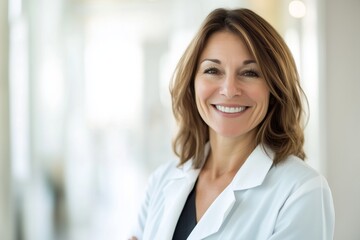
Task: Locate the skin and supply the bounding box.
[194,31,270,221]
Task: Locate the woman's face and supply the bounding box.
[194,31,270,140]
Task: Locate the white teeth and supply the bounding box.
[215,105,246,113]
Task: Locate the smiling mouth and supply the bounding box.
[214,105,248,113]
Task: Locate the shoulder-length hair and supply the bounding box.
[170,8,307,168]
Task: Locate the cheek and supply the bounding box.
[247,85,271,119]
[195,79,211,105]
[260,91,270,106]
[250,84,270,104]
[259,91,271,117]
[194,79,216,122]
[195,77,219,96]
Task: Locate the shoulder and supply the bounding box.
[267,155,331,194]
[266,156,335,239]
[273,156,322,180]
[146,159,184,192]
[274,155,319,176]
[265,155,334,218]
[151,160,178,176]
[148,160,179,181]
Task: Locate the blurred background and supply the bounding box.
[0,0,359,239]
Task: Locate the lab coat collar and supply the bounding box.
[154,144,210,239]
[187,144,274,240]
[171,143,274,186]
[172,143,274,190]
[157,143,273,240]
[230,144,274,191]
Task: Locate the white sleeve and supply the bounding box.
[128,172,157,240]
[268,175,335,240]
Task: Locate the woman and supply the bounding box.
[130,8,334,240]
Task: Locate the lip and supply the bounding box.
[212,104,249,115]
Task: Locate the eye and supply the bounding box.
[204,67,220,75]
[242,69,260,78]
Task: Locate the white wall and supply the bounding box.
[325,0,360,239]
[0,0,13,239]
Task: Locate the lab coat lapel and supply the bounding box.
[231,145,273,191]
[188,186,236,240]
[188,145,273,240]
[155,161,200,240]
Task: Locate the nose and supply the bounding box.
[219,74,241,98]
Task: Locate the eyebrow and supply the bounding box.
[200,58,257,65]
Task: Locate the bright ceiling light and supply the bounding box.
[289,0,306,18]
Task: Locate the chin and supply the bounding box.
[213,129,246,139]
[211,126,256,140]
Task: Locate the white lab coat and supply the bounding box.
[130,144,335,240]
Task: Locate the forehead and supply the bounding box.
[199,31,254,61]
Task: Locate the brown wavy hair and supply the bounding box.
[170,8,307,168]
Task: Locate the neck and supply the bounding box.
[204,130,257,179]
